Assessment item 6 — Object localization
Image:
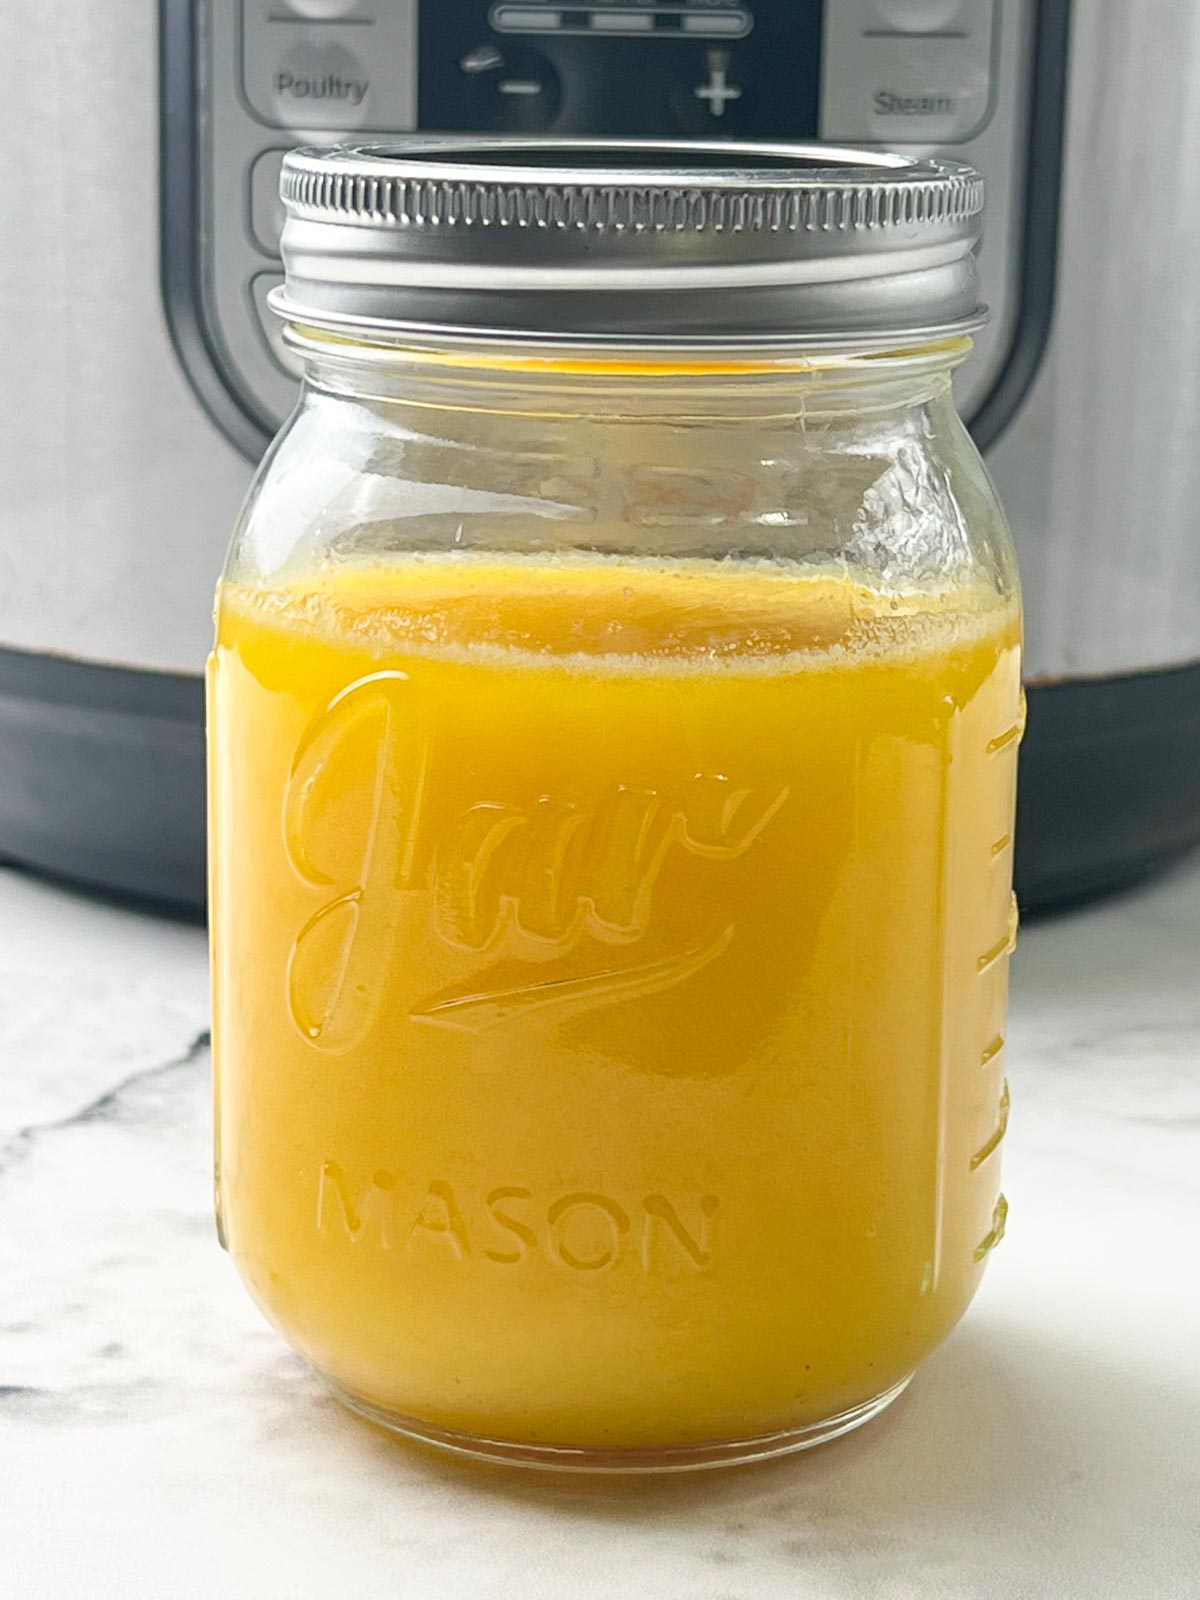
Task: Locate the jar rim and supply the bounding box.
[274,138,987,349]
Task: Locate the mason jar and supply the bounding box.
[208,140,1021,1471]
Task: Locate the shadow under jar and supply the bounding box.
[208,140,1021,1471]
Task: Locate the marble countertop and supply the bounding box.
[3,856,1199,1600]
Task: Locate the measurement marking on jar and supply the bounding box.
[986,689,1027,757]
[970,1081,1010,1171]
[976,894,1019,974]
[986,723,1023,755]
[979,1033,1005,1067]
[976,929,1014,973]
[973,1194,1009,1262]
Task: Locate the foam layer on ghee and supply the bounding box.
[220,550,1015,679]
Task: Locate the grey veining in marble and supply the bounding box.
[2,857,1199,1600]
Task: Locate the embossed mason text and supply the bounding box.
[317,1162,719,1274]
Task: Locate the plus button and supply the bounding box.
[694,50,743,118]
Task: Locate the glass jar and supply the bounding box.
[209,141,1021,1470]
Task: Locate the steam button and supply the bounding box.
[873,1,964,31]
[283,0,361,16]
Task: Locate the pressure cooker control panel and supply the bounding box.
[167,0,1040,456]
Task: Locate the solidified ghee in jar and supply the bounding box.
[209,553,1020,1455]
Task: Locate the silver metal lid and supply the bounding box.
[272,138,986,351]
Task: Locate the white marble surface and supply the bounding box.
[2,856,1199,1600]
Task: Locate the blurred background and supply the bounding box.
[0,0,1196,915]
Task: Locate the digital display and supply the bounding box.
[418,1,824,138]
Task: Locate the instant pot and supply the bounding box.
[1,0,1197,911]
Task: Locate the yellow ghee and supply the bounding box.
[209,553,1020,1454]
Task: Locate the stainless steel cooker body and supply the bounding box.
[1,0,1196,909]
